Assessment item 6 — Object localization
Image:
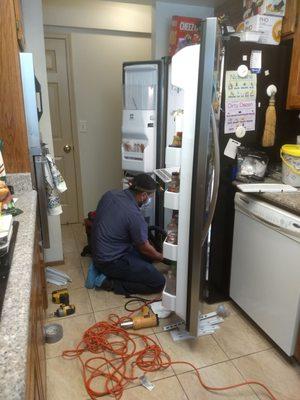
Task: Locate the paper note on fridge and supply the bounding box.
[225,71,257,101]
[225,100,256,134]
[224,138,241,159]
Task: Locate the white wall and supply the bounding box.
[22,0,63,263]
[42,0,151,33]
[43,1,152,214]
[153,1,214,58]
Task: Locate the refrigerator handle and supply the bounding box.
[34,156,50,249]
[200,106,220,246]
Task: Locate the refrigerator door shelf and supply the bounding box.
[162,291,176,311]
[165,146,181,168]
[163,239,178,261]
[164,190,180,210]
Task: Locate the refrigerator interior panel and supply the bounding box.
[122,63,159,173]
[208,37,296,303]
[187,17,221,336]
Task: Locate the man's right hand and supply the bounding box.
[136,240,164,262]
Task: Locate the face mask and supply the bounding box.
[140,195,152,209]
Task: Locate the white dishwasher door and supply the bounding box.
[230,194,300,356]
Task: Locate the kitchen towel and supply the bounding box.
[46,154,67,193]
[43,158,62,215]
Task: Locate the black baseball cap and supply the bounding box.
[131,174,157,193]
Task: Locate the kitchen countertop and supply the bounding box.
[0,190,37,400]
[253,190,300,216]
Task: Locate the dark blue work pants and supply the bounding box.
[94,250,165,295]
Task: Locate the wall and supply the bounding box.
[152,1,214,58]
[22,0,63,263]
[43,1,152,214]
[42,0,151,33]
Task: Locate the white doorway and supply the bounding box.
[45,35,83,224]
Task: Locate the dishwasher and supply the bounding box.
[230,192,300,356]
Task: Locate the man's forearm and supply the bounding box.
[137,241,163,261]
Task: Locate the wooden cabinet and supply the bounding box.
[286,9,300,109]
[0,0,30,172]
[25,229,47,400]
[282,0,298,38]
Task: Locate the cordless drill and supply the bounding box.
[120,305,159,330]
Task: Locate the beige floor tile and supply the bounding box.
[233,349,300,400]
[63,251,82,268]
[156,331,228,375]
[103,333,175,390]
[47,265,85,292]
[71,223,86,244]
[62,240,79,254]
[121,376,188,400]
[46,313,95,359]
[89,289,129,312]
[178,360,258,400]
[81,256,92,279]
[202,300,238,316]
[47,356,89,400]
[47,287,92,320]
[94,306,155,335]
[213,313,272,359]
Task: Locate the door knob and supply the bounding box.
[63,144,72,153]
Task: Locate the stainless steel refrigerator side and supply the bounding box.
[186,18,218,336]
[19,53,50,248]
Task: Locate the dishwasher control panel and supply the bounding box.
[235,193,300,238]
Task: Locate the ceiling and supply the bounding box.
[109,0,225,7]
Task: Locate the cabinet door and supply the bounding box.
[286,14,300,109]
[12,0,25,49]
[282,0,298,37]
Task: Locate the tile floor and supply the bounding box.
[46,224,300,400]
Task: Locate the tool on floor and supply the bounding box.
[52,288,70,305]
[119,305,159,330]
[44,323,63,343]
[49,304,76,318]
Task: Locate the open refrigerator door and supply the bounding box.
[159,18,224,337]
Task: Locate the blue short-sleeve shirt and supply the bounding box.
[91,189,148,263]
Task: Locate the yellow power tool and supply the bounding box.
[52,288,69,305]
[120,305,159,330]
[49,304,76,318]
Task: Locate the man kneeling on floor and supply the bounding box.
[85,173,165,295]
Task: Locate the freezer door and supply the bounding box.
[186,18,222,336]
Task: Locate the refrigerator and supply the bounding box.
[207,35,296,304]
[121,17,294,337]
[121,18,223,336]
[19,53,50,248]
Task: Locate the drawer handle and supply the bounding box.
[292,223,300,229]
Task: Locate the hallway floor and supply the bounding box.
[46,224,300,400]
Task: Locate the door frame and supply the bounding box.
[44,32,84,223]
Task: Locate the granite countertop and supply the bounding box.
[253,190,300,216]
[0,189,37,400]
[234,175,300,216]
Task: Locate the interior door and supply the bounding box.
[45,37,79,224]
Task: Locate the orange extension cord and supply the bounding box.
[62,300,278,400]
